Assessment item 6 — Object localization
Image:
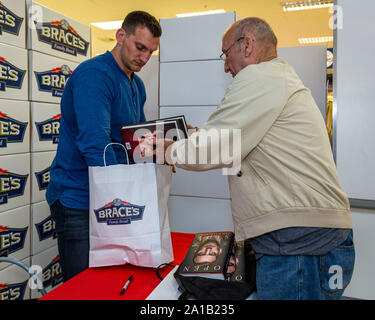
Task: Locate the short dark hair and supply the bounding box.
[122,11,162,37]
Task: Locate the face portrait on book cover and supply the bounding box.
[226,251,239,276]
[193,238,223,264]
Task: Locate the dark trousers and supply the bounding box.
[50,200,89,282]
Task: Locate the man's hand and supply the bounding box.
[187,123,199,135]
[155,138,175,171]
[138,131,157,158]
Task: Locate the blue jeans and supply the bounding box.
[255,231,355,300]
[50,200,89,282]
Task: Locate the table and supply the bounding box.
[40,232,195,300]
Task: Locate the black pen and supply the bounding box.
[120,275,133,295]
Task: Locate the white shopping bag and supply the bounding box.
[88,143,174,268]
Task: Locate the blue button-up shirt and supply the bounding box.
[46,51,146,210]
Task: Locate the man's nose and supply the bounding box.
[224,60,230,73]
[140,52,151,64]
[204,247,213,254]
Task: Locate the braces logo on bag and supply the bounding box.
[0,2,24,36]
[0,111,28,148]
[34,19,89,57]
[0,225,28,257]
[35,113,60,144]
[42,255,63,288]
[35,65,72,97]
[0,168,28,205]
[0,56,26,92]
[34,166,50,191]
[94,198,145,225]
[35,216,56,242]
[0,281,28,301]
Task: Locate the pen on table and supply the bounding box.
[120,275,133,295]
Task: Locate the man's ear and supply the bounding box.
[243,35,254,57]
[115,28,126,45]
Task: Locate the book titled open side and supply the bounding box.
[176,231,237,280]
[174,232,256,299]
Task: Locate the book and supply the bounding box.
[120,115,189,163]
[227,241,246,282]
[176,231,235,280]
[141,115,189,139]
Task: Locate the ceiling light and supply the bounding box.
[176,10,225,18]
[298,36,333,44]
[281,0,333,12]
[91,20,123,30]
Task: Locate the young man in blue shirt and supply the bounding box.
[46,11,161,282]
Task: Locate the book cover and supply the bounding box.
[227,240,256,284]
[177,231,234,280]
[227,241,246,282]
[141,115,189,140]
[120,115,188,163]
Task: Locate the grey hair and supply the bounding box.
[234,17,278,47]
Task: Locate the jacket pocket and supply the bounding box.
[245,157,269,189]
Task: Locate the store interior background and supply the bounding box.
[30,0,374,300]
[35,0,334,136]
[35,0,333,52]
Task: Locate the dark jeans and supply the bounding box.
[255,231,355,300]
[50,200,89,283]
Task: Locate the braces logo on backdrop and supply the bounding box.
[0,56,26,92]
[94,198,145,225]
[42,255,63,288]
[34,166,50,191]
[34,19,89,57]
[35,216,56,242]
[0,225,28,257]
[0,169,28,205]
[35,113,61,144]
[0,111,28,148]
[0,281,28,301]
[0,2,24,36]
[35,65,72,97]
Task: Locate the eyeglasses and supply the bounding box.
[219,36,245,61]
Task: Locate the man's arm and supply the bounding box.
[72,68,118,166]
[135,76,147,123]
[167,67,288,171]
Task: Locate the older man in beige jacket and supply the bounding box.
[163,17,354,300]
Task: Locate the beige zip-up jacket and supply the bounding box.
[170,57,352,241]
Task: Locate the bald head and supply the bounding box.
[221,17,278,77]
[231,17,278,48]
